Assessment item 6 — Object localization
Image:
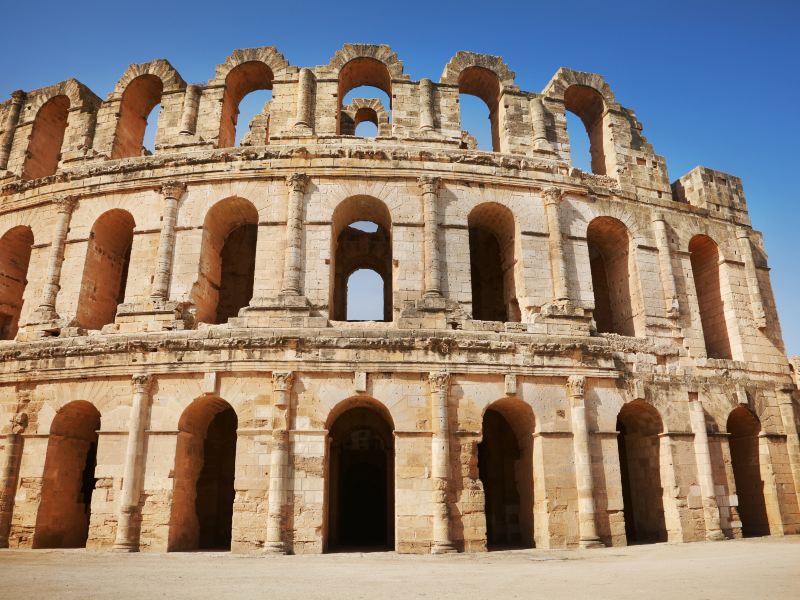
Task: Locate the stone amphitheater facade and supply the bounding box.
[0,44,798,555]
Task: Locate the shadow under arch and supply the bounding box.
[478,397,535,549]
[34,400,101,549]
[168,395,238,552]
[325,396,395,552]
[0,225,34,339]
[726,405,770,537]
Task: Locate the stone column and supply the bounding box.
[652,212,680,318]
[530,97,551,151]
[429,371,455,553]
[179,85,201,136]
[0,90,25,170]
[151,182,186,300]
[281,173,308,296]
[113,374,153,551]
[777,388,800,510]
[687,394,724,541]
[419,79,435,133]
[736,230,767,329]
[567,376,603,548]
[37,195,79,317]
[294,68,314,130]
[265,371,295,554]
[543,187,569,302]
[0,411,28,547]
[419,176,442,298]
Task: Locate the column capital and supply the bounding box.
[160,181,186,200]
[272,371,295,393]
[652,211,667,223]
[286,172,309,194]
[567,375,585,399]
[11,412,28,435]
[53,195,79,214]
[428,371,450,394]
[9,90,25,104]
[418,175,440,195]
[542,186,564,206]
[131,374,153,395]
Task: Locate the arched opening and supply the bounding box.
[564,84,608,175]
[168,396,238,552]
[689,235,732,360]
[22,95,70,180]
[468,203,519,322]
[76,209,135,330]
[727,406,769,537]
[353,108,379,138]
[346,268,385,321]
[330,198,392,322]
[0,226,34,339]
[33,400,101,549]
[617,400,666,544]
[111,75,163,159]
[587,217,639,336]
[337,58,392,135]
[326,400,394,551]
[219,61,274,148]
[458,66,501,152]
[478,399,534,549]
[192,197,258,324]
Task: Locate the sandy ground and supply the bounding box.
[0,537,799,599]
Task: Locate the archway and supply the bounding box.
[0,225,34,339]
[218,61,274,148]
[33,400,101,549]
[327,400,394,551]
[689,235,732,359]
[22,95,70,180]
[168,396,238,551]
[111,74,163,159]
[617,400,666,544]
[478,399,534,549]
[337,58,392,135]
[458,66,501,152]
[564,84,608,175]
[727,406,769,537]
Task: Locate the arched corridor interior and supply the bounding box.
[689,235,732,360]
[477,401,534,549]
[727,406,770,537]
[617,401,667,544]
[169,398,238,551]
[327,404,394,551]
[0,225,34,340]
[33,401,101,549]
[215,223,257,323]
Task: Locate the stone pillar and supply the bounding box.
[567,376,603,548]
[543,187,569,302]
[687,394,724,541]
[429,371,455,553]
[113,374,153,551]
[281,173,308,296]
[0,411,28,547]
[151,182,186,300]
[736,230,767,329]
[419,79,435,133]
[419,176,442,298]
[530,97,551,151]
[0,90,25,170]
[179,85,201,136]
[652,212,680,318]
[37,195,79,317]
[265,371,295,554]
[294,68,314,130]
[777,388,800,511]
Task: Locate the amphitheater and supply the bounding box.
[0,44,798,556]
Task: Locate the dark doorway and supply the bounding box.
[328,404,394,551]
[216,223,257,323]
[727,406,770,537]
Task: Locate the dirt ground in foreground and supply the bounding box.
[0,536,798,600]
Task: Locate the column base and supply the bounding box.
[431,542,457,554]
[263,541,288,555]
[528,300,592,336]
[112,300,194,333]
[233,295,328,328]
[111,541,140,552]
[397,296,467,330]
[578,538,605,549]
[705,530,726,542]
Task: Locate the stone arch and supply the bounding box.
[325,395,395,551]
[23,79,98,117]
[76,209,135,330]
[0,225,33,339]
[478,397,535,548]
[587,216,642,337]
[726,405,770,537]
[111,75,163,159]
[340,98,391,137]
[33,400,101,549]
[468,202,519,322]
[191,196,259,325]
[616,399,667,544]
[109,59,186,98]
[218,61,274,149]
[329,196,392,322]
[22,95,70,180]
[168,395,238,552]
[689,234,732,360]
[439,51,518,89]
[210,46,291,85]
[541,67,617,109]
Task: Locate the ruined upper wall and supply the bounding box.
[0,44,745,223]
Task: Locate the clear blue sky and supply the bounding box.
[1,0,797,354]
